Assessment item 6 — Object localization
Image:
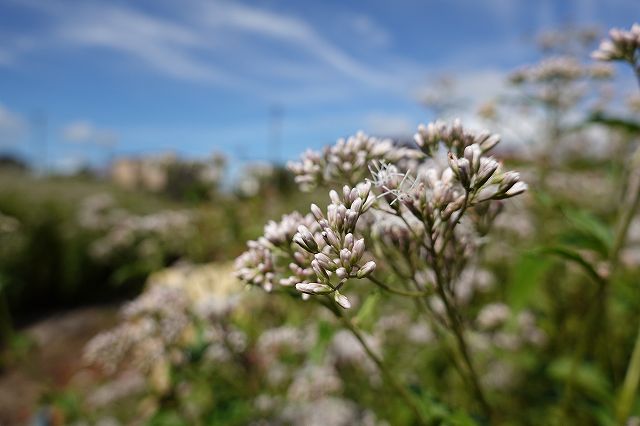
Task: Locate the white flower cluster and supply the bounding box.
[234,211,317,292]
[508,56,614,109]
[84,286,192,375]
[235,184,377,309]
[592,23,640,64]
[510,56,585,83]
[237,121,526,314]
[83,262,251,411]
[414,119,501,157]
[287,131,421,190]
[78,193,195,261]
[0,211,20,234]
[293,183,377,308]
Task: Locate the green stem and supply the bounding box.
[610,151,640,275]
[334,303,431,425]
[559,277,606,420]
[423,221,493,421]
[612,63,640,425]
[435,281,492,421]
[368,275,433,297]
[381,249,474,392]
[617,325,640,424]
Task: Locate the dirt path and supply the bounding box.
[0,305,120,425]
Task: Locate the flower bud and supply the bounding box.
[357,261,376,278]
[322,228,341,249]
[314,253,336,271]
[352,239,365,262]
[344,233,354,250]
[351,197,363,213]
[336,267,348,280]
[357,181,372,200]
[334,291,351,309]
[480,134,500,152]
[295,225,318,252]
[345,210,358,232]
[475,158,499,189]
[505,181,528,197]
[329,190,340,205]
[340,248,352,266]
[456,158,471,189]
[447,152,460,176]
[464,144,481,173]
[296,282,333,295]
[311,260,330,281]
[310,204,324,221]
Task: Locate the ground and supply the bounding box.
[0,305,119,425]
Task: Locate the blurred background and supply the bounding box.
[1,0,640,424]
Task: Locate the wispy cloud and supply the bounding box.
[365,113,414,136]
[5,0,412,101]
[62,120,118,147]
[351,15,392,48]
[193,1,394,88]
[47,2,241,86]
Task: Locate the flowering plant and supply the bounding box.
[235,119,526,422]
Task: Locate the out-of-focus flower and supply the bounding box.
[592,23,640,63]
[628,94,640,112]
[79,193,195,262]
[476,303,511,330]
[0,211,20,233]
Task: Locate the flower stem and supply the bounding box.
[617,324,640,424]
[610,149,640,274]
[435,281,493,421]
[333,302,431,425]
[368,275,433,297]
[423,219,493,421]
[614,142,640,425]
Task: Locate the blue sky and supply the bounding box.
[0,0,637,171]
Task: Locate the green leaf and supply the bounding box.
[536,246,605,286]
[548,357,613,405]
[561,209,613,257]
[508,252,551,310]
[309,320,335,364]
[354,291,381,331]
[586,112,640,135]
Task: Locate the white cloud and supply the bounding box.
[415,69,509,115]
[351,15,392,48]
[55,3,239,86]
[53,154,88,175]
[0,51,13,67]
[7,0,411,100]
[194,1,395,88]
[62,121,118,147]
[365,113,414,136]
[0,103,26,146]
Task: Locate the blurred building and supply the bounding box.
[110,152,226,199]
